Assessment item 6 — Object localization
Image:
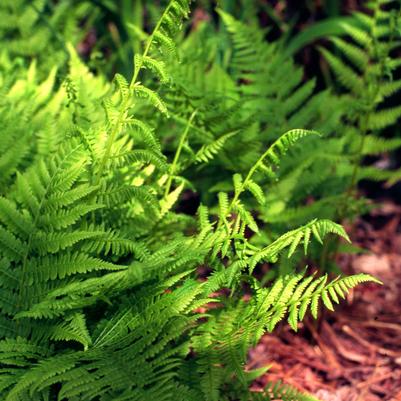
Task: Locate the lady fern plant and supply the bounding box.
[0,1,380,400]
[154,2,401,274]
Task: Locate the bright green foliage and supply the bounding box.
[0,1,388,400]
[148,5,362,239]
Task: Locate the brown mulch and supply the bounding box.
[248,201,401,401]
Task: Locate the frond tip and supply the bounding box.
[261,129,320,169]
[255,272,381,332]
[254,381,321,401]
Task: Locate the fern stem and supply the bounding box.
[129,0,175,88]
[164,111,197,197]
[226,140,277,219]
[132,0,143,55]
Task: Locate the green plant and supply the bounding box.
[316,0,401,266]
[0,1,384,400]
[320,0,401,184]
[152,1,401,273]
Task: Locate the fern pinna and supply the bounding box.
[0,1,380,400]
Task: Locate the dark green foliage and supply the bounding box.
[0,0,394,400]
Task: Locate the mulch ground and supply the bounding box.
[248,201,401,401]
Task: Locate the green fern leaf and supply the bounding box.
[133,85,169,115]
[114,73,130,100]
[195,132,237,164]
[320,47,363,92]
[367,105,401,130]
[245,180,265,205]
[50,313,92,350]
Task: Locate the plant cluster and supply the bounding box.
[0,0,399,400]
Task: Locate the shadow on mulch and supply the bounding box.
[248,200,401,401]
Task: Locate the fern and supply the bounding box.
[0,1,386,401]
[255,271,380,332]
[249,219,350,269]
[320,1,401,171]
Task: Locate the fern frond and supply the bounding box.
[160,182,184,217]
[125,118,161,152]
[254,381,321,401]
[50,312,92,350]
[319,47,363,92]
[110,148,167,171]
[378,79,401,99]
[254,272,379,332]
[361,135,401,155]
[245,180,265,205]
[195,132,237,164]
[257,129,320,170]
[329,37,368,71]
[137,55,170,84]
[249,219,349,268]
[133,84,169,115]
[367,105,401,130]
[339,22,370,46]
[27,252,124,282]
[114,73,130,100]
[218,192,230,220]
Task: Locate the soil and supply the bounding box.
[248,200,401,401]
